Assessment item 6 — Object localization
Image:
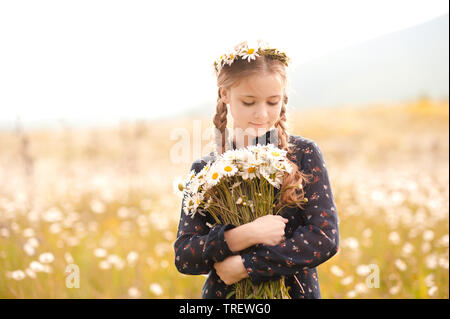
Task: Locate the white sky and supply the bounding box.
[0,0,448,127]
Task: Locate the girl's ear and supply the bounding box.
[220,87,230,104]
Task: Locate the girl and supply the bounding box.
[173,40,340,299]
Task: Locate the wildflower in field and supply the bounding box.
[330,265,344,277]
[394,259,407,271]
[428,286,438,296]
[42,265,53,273]
[126,251,139,266]
[49,223,62,234]
[39,252,54,264]
[389,284,401,295]
[64,252,74,264]
[354,283,368,294]
[149,283,163,296]
[43,207,63,222]
[94,248,107,258]
[424,274,435,287]
[22,228,35,238]
[437,234,449,247]
[422,242,431,253]
[107,254,125,269]
[423,230,434,241]
[25,268,36,278]
[23,243,35,256]
[356,264,372,276]
[7,270,26,281]
[342,237,359,250]
[439,257,449,269]
[90,199,105,214]
[388,231,400,245]
[29,261,45,272]
[341,276,354,286]
[99,260,111,270]
[0,227,10,238]
[401,242,414,256]
[425,254,438,269]
[117,207,130,219]
[128,287,141,298]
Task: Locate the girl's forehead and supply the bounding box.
[231,74,284,96]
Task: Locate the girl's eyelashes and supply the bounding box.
[242,101,280,106]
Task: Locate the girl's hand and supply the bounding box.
[213,255,249,286]
[249,215,289,246]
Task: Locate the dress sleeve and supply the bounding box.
[240,141,340,285]
[173,160,238,275]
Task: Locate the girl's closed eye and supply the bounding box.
[242,101,279,106]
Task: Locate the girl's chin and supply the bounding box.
[248,123,267,129]
[232,126,269,136]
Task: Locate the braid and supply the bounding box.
[275,96,294,160]
[274,95,313,211]
[213,87,228,154]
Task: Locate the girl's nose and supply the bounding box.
[254,106,268,119]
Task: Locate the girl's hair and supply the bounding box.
[213,54,313,210]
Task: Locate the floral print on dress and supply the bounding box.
[173,131,340,299]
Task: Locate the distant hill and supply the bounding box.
[289,14,449,109]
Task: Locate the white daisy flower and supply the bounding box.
[223,149,239,162]
[172,177,186,198]
[205,165,223,188]
[274,160,293,174]
[240,162,258,180]
[239,46,259,62]
[265,144,287,160]
[219,162,238,177]
[262,172,283,189]
[225,51,237,66]
[235,148,251,162]
[187,178,201,194]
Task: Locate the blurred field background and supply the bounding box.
[0,97,448,299]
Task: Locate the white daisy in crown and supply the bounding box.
[239,44,259,62]
[225,51,237,66]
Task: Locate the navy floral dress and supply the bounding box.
[173,128,340,299]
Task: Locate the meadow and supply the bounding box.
[0,98,448,298]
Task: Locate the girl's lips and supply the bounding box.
[249,122,266,126]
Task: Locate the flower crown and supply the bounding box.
[213,40,291,76]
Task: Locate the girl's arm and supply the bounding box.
[173,159,240,275]
[239,141,340,285]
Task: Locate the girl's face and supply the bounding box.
[221,73,284,139]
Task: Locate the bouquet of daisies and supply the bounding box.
[174,144,305,299]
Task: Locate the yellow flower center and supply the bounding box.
[177,184,184,192]
[248,48,254,54]
[272,151,280,157]
[224,166,232,172]
[248,167,255,173]
[212,172,219,180]
[230,53,234,59]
